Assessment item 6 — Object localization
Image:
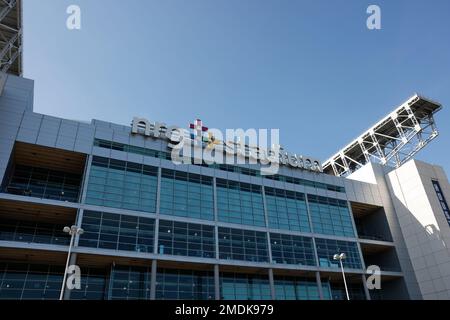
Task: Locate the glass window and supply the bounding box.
[0,219,70,246]
[86,157,157,213]
[93,138,345,193]
[270,233,315,266]
[218,227,269,263]
[156,268,215,300]
[308,195,355,237]
[216,179,265,227]
[158,220,215,259]
[220,273,271,300]
[265,187,310,232]
[328,281,366,300]
[159,169,214,220]
[6,165,81,202]
[0,263,67,300]
[274,276,320,300]
[432,180,450,226]
[78,210,155,253]
[109,265,151,300]
[315,238,362,269]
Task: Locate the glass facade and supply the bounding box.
[329,282,366,300]
[218,227,269,263]
[158,220,215,258]
[220,273,272,300]
[86,156,158,213]
[156,268,215,300]
[1,139,379,301]
[66,268,108,300]
[94,138,345,193]
[216,179,265,227]
[274,276,320,300]
[78,211,155,253]
[270,233,315,266]
[160,169,214,220]
[109,265,151,300]
[315,238,362,269]
[0,219,69,246]
[4,165,81,202]
[0,263,63,300]
[265,187,310,232]
[308,195,355,237]
[100,265,217,300]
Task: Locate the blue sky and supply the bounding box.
[23,0,449,175]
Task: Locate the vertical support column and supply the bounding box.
[311,237,320,270]
[153,220,160,255]
[107,263,115,300]
[315,271,324,300]
[361,274,371,301]
[213,177,218,222]
[304,193,315,234]
[156,167,162,216]
[213,177,220,260]
[261,186,273,264]
[154,167,162,255]
[63,151,88,301]
[74,209,84,247]
[346,200,360,239]
[80,154,93,204]
[213,177,221,301]
[74,154,92,248]
[214,264,220,300]
[268,268,276,300]
[150,259,157,300]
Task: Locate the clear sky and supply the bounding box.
[22,0,449,175]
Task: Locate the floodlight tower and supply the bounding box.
[0,0,22,76]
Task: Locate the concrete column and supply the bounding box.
[268,269,276,300]
[316,271,324,300]
[261,186,274,265]
[362,274,371,300]
[214,264,220,300]
[154,167,161,255]
[150,260,157,300]
[80,155,93,204]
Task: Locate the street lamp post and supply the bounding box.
[333,253,350,301]
[59,225,84,301]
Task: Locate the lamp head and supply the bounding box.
[333,253,347,260]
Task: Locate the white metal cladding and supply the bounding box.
[0,0,22,76]
[323,94,442,177]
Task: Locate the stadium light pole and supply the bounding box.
[59,225,84,301]
[333,253,350,301]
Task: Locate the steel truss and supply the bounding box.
[323,94,442,177]
[0,0,22,76]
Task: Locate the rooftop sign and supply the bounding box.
[131,117,322,175]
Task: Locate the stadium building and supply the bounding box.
[0,1,449,301]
